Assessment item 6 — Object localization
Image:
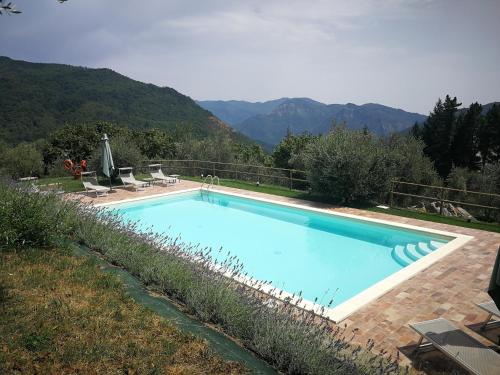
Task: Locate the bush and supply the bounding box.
[447,163,500,222]
[1,143,44,179]
[385,135,440,186]
[0,182,78,249]
[302,129,440,204]
[303,127,393,203]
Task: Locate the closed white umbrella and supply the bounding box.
[101,133,115,190]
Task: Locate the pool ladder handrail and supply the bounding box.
[201,175,220,191]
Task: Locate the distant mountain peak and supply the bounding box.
[198,97,427,146]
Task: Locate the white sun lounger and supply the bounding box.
[149,164,177,185]
[410,318,500,375]
[119,168,148,191]
[82,180,110,197]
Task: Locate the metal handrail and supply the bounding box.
[201,175,213,190]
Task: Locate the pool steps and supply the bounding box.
[391,241,444,267]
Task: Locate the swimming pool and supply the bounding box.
[103,188,472,321]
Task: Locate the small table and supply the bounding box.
[169,174,180,183]
[143,178,155,187]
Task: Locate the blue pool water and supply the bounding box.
[111,191,450,307]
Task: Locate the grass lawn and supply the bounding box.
[0,248,245,374]
[367,206,500,233]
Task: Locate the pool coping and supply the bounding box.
[95,187,474,323]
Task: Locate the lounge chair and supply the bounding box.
[118,167,148,191]
[477,301,500,345]
[409,317,500,375]
[149,164,177,185]
[82,180,110,197]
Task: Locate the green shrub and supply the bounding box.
[302,128,440,204]
[0,182,78,249]
[1,143,44,179]
[303,127,393,203]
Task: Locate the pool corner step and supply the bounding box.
[429,240,444,250]
[404,244,423,261]
[416,242,433,255]
[392,245,412,267]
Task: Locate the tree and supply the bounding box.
[2,143,44,179]
[135,128,175,159]
[272,132,316,170]
[451,102,483,170]
[421,95,461,177]
[302,127,392,203]
[478,104,500,166]
[410,122,422,139]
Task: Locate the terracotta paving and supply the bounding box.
[70,181,500,368]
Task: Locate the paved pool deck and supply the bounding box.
[72,180,500,366]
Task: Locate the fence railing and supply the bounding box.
[389,180,500,222]
[141,159,310,191]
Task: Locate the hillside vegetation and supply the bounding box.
[0,56,229,143]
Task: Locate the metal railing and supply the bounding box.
[389,180,500,222]
[142,159,310,191]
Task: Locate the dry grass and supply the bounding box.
[0,248,246,374]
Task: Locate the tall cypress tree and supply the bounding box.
[479,104,500,165]
[451,102,483,169]
[422,95,461,177]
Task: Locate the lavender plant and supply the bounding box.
[0,181,407,374]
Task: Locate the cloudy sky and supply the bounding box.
[1,0,499,113]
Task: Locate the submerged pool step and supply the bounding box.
[416,242,433,255]
[429,240,444,250]
[392,240,441,267]
[391,245,413,267]
[404,244,423,261]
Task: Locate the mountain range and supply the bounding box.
[0,56,232,144]
[198,98,427,145]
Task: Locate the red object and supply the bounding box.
[63,159,74,171]
[63,159,87,179]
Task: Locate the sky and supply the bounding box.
[1,0,499,114]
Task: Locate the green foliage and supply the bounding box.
[0,56,227,144]
[479,104,500,166]
[418,97,500,177]
[303,127,393,203]
[0,143,44,179]
[421,95,461,177]
[302,128,439,203]
[0,183,77,249]
[385,135,440,186]
[272,132,317,170]
[135,128,175,159]
[451,102,483,169]
[89,134,144,177]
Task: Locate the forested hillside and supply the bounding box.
[198,98,427,145]
[0,56,229,143]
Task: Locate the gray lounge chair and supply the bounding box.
[118,167,148,191]
[410,317,500,375]
[149,164,177,185]
[477,301,500,345]
[82,180,110,197]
